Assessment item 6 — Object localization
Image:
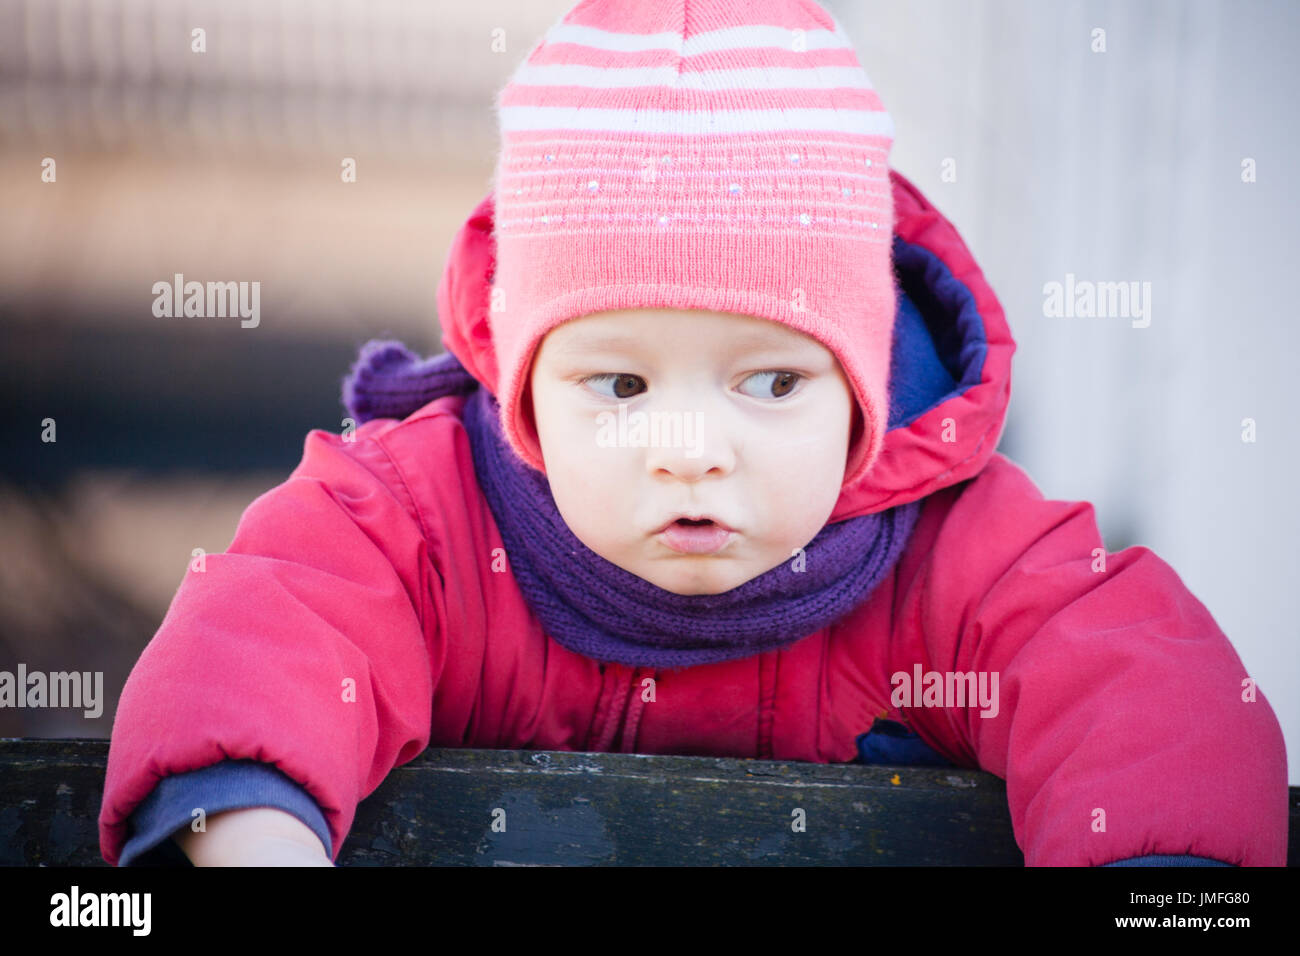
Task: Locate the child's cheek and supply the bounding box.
[557,419,614,499]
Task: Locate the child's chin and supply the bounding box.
[641,562,753,597]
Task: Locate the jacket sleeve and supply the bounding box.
[99,425,437,865]
[1102,855,1233,866]
[117,760,332,866]
[903,454,1288,866]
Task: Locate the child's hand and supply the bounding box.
[224,835,335,867]
[171,807,333,867]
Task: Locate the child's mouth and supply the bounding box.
[659,518,735,555]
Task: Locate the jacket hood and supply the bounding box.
[436,169,1015,523]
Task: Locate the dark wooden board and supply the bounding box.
[2,738,1294,866]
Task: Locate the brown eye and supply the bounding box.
[612,374,644,398]
[585,373,646,399]
[771,372,798,397]
[739,370,802,399]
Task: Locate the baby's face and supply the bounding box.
[528,308,856,595]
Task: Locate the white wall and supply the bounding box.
[835,0,1298,782]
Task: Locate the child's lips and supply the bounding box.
[657,518,736,555]
[655,513,737,534]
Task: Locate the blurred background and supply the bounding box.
[1,0,1296,782]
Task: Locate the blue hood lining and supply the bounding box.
[885,237,989,431]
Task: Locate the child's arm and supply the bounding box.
[116,760,332,866]
[900,453,1287,866]
[99,422,444,866]
[171,808,331,866]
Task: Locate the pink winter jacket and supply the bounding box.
[98,171,1289,866]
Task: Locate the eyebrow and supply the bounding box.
[557,329,815,357]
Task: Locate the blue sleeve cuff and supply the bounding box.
[854,718,954,767]
[1101,854,1235,867]
[118,759,333,866]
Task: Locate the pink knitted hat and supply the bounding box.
[490,0,897,488]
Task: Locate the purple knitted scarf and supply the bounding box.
[343,341,923,669]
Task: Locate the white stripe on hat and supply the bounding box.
[681,24,855,54]
[544,23,854,55]
[497,106,895,137]
[509,63,875,91]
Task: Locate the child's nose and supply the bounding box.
[642,410,736,482]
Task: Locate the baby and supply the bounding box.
[99,0,1287,867]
